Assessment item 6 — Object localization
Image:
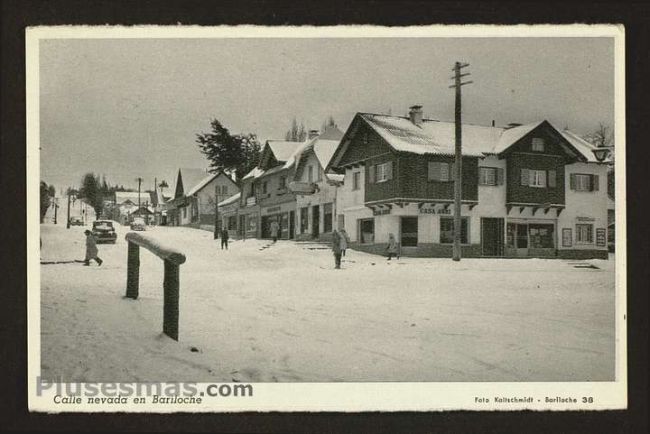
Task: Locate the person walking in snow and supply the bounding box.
[332,229,343,269]
[220,227,229,250]
[83,230,103,266]
[270,220,280,243]
[386,233,399,261]
[339,228,350,257]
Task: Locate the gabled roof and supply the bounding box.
[218,192,241,207]
[291,126,344,180]
[174,168,210,198]
[329,112,600,169]
[185,172,218,197]
[558,129,605,163]
[267,141,299,163]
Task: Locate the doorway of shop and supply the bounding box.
[312,205,320,239]
[481,217,504,256]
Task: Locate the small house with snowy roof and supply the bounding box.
[327,105,610,259]
[167,168,239,228]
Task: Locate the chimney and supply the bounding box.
[491,120,495,127]
[308,129,319,140]
[408,105,423,126]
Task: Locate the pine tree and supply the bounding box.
[79,173,104,220]
[196,119,262,181]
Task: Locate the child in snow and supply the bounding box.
[83,230,103,266]
[386,233,399,261]
[220,227,229,250]
[339,228,350,257]
[331,230,343,269]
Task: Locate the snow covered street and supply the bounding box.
[39,223,616,383]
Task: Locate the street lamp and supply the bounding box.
[592,147,611,162]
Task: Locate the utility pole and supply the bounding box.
[53,198,58,224]
[213,183,220,240]
[449,62,473,261]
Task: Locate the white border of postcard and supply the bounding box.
[27,24,627,412]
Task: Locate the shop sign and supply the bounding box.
[596,228,606,247]
[373,208,391,216]
[576,216,595,222]
[266,206,282,214]
[419,207,451,215]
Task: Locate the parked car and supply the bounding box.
[92,220,117,244]
[130,217,146,231]
[69,216,84,226]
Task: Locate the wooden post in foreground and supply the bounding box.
[124,232,186,341]
[163,260,180,340]
[126,242,140,299]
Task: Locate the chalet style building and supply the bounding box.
[167,168,239,228]
[327,106,610,259]
[239,140,301,239]
[289,125,345,241]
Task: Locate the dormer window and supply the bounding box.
[532,137,545,152]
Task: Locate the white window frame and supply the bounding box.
[376,162,391,183]
[576,223,594,244]
[352,171,361,190]
[532,137,545,152]
[574,174,592,192]
[479,167,497,186]
[529,169,547,188]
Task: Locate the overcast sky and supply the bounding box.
[39,36,614,192]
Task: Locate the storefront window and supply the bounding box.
[359,218,374,244]
[529,224,554,248]
[576,224,593,244]
[440,217,469,244]
[300,207,308,233]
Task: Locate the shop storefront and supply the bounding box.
[260,202,296,240]
[505,219,556,257]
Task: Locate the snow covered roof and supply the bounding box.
[356,113,599,162]
[175,168,210,197]
[558,129,605,163]
[267,141,299,163]
[114,191,144,204]
[242,166,265,180]
[185,172,218,197]
[290,126,345,179]
[326,173,345,183]
[218,192,241,207]
[361,114,494,157]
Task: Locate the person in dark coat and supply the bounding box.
[332,230,343,269]
[270,220,280,243]
[338,228,350,257]
[220,228,229,250]
[386,233,399,261]
[83,230,103,266]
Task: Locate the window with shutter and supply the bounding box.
[428,162,441,181]
[368,165,375,184]
[440,163,450,182]
[386,161,393,180]
[570,173,576,190]
[592,175,599,191]
[496,168,505,185]
[520,168,530,186]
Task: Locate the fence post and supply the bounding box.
[163,259,180,341]
[126,241,140,299]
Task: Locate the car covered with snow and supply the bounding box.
[91,220,117,243]
[130,217,146,231]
